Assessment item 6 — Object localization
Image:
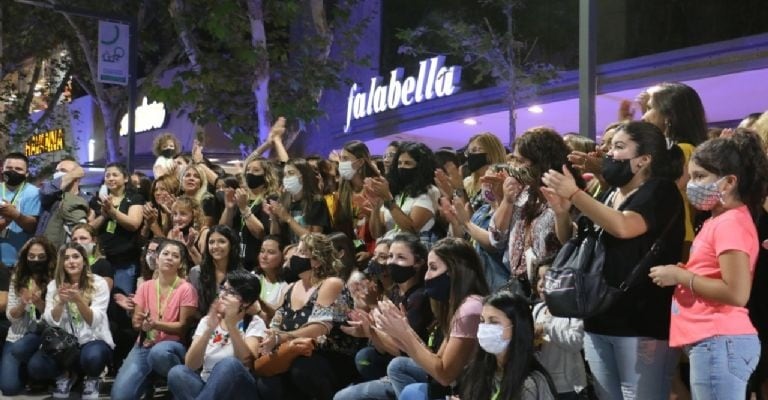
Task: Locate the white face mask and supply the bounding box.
[338,161,357,181]
[283,175,303,195]
[52,171,66,189]
[80,243,96,255]
[477,323,511,355]
[146,253,158,270]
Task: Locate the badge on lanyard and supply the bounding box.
[106,219,117,234]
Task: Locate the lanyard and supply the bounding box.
[1,182,25,206]
[26,280,37,319]
[156,276,180,320]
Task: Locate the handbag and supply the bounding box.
[543,207,680,319]
[41,314,80,368]
[253,337,315,377]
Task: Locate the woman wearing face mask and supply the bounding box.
[649,130,768,399]
[267,159,331,245]
[70,223,114,290]
[89,162,145,296]
[254,235,287,321]
[1,237,57,396]
[167,270,266,400]
[460,291,558,400]
[334,141,381,260]
[28,243,114,399]
[370,237,489,399]
[541,121,686,400]
[441,164,509,292]
[367,142,440,249]
[335,233,434,399]
[220,155,279,270]
[257,233,358,400]
[188,225,245,315]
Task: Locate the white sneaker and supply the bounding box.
[81,377,101,400]
[53,373,76,399]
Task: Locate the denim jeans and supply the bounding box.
[0,334,41,396]
[112,261,138,295]
[387,357,428,397]
[355,346,394,382]
[27,340,112,381]
[110,341,186,400]
[583,333,678,400]
[333,378,395,400]
[168,357,258,400]
[685,334,760,400]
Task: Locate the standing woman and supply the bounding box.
[70,223,114,290]
[541,121,685,399]
[257,233,358,400]
[179,164,216,228]
[1,237,57,395]
[89,162,145,296]
[373,237,490,399]
[267,159,331,244]
[29,243,113,399]
[650,130,768,399]
[188,225,244,316]
[220,154,279,270]
[367,142,439,248]
[110,239,199,400]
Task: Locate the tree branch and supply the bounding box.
[20,59,43,114]
[169,0,203,73]
[60,11,106,102]
[31,67,73,130]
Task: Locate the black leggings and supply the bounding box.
[257,352,356,400]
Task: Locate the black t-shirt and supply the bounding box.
[390,283,433,342]
[584,178,685,339]
[283,198,331,243]
[91,258,115,280]
[234,201,272,271]
[748,209,768,337]
[94,192,145,264]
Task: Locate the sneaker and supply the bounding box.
[81,377,101,400]
[53,373,76,399]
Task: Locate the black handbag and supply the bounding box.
[543,208,680,319]
[41,315,80,368]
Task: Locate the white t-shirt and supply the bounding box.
[256,274,287,309]
[381,192,436,238]
[193,316,267,381]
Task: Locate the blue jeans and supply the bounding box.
[168,357,258,400]
[387,357,428,397]
[113,261,138,295]
[355,346,393,382]
[685,334,760,400]
[0,334,42,395]
[333,378,395,400]
[584,333,678,400]
[27,340,112,380]
[111,341,186,400]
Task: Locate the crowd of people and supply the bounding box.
[0,82,766,400]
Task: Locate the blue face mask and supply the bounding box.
[686,177,725,211]
[424,272,451,302]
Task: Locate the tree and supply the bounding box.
[153,0,370,156]
[397,0,558,144]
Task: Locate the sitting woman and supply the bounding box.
[460,291,557,400]
[255,235,288,321]
[188,225,244,316]
[1,237,57,396]
[371,237,490,399]
[28,243,113,399]
[257,233,359,400]
[110,239,199,400]
[168,270,266,400]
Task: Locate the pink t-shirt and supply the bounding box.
[669,205,758,347]
[134,278,199,343]
[450,295,483,338]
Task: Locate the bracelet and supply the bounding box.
[241,210,252,219]
[567,189,581,201]
[688,274,697,296]
[383,199,395,210]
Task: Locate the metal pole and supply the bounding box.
[127,17,138,172]
[579,0,597,140]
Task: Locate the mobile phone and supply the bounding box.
[98,185,108,198]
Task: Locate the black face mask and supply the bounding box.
[282,266,299,284]
[398,167,416,182]
[3,171,25,186]
[289,255,312,276]
[466,153,489,173]
[28,260,48,275]
[365,260,385,277]
[602,155,635,188]
[424,272,451,302]
[388,263,417,284]
[246,173,266,189]
[160,149,175,158]
[215,190,226,205]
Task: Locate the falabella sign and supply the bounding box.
[344,56,461,133]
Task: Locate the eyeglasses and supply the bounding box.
[218,284,241,299]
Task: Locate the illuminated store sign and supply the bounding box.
[344,55,461,133]
[120,97,168,136]
[25,128,65,156]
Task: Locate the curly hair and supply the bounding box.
[153,133,181,157]
[299,233,343,282]
[387,141,437,198]
[242,155,280,196]
[168,195,205,234]
[12,236,57,295]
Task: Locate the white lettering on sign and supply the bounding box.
[120,97,168,136]
[344,56,461,133]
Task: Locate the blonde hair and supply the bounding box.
[70,223,103,259]
[241,155,280,197]
[299,233,343,282]
[751,111,768,150]
[153,133,181,157]
[168,195,205,233]
[180,164,209,202]
[54,244,95,304]
[466,132,507,195]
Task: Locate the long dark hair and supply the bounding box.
[280,158,322,216]
[460,291,556,400]
[12,236,57,295]
[429,237,490,337]
[387,141,437,198]
[692,129,768,216]
[618,121,684,181]
[199,225,242,311]
[336,140,380,236]
[390,232,427,284]
[650,82,707,146]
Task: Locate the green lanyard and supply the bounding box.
[147,276,180,341]
[1,181,26,206]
